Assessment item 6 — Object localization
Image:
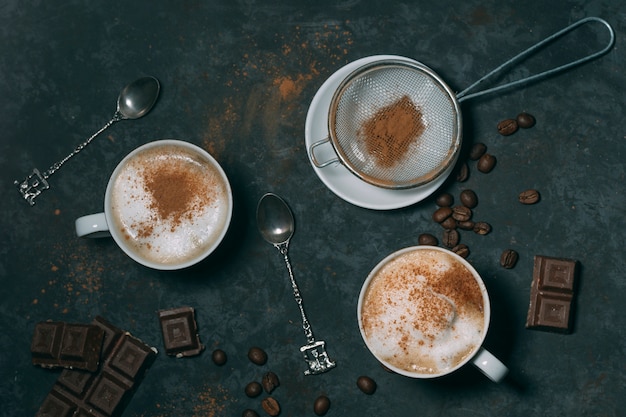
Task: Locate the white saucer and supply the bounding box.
[304,55,455,210]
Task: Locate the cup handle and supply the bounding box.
[75,213,111,238]
[471,347,509,383]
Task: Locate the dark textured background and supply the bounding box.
[1,1,624,416]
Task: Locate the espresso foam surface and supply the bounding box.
[110,145,229,266]
[361,248,485,375]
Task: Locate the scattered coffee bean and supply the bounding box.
[477,153,496,173]
[432,206,453,223]
[418,233,438,246]
[245,381,263,398]
[473,221,492,235]
[497,118,518,136]
[261,397,281,416]
[356,375,377,395]
[261,371,280,394]
[435,192,454,207]
[469,142,487,160]
[313,395,331,416]
[440,216,457,230]
[248,347,268,365]
[452,244,470,258]
[242,409,260,417]
[456,161,469,182]
[516,112,536,128]
[459,189,478,208]
[442,229,460,247]
[212,349,227,365]
[457,220,475,231]
[500,249,519,269]
[519,189,540,204]
[452,205,472,222]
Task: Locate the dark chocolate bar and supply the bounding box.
[31,322,104,372]
[526,255,579,333]
[158,306,204,357]
[35,316,157,417]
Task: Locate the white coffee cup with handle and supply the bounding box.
[358,245,508,382]
[75,139,232,270]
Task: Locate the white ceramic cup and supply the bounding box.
[357,246,508,382]
[75,140,233,270]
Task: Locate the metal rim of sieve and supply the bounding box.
[327,59,462,190]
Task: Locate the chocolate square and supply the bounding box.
[526,255,579,333]
[31,322,104,372]
[158,306,204,358]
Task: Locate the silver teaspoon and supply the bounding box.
[257,192,336,375]
[14,76,161,206]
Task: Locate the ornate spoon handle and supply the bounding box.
[14,114,120,206]
[277,242,336,375]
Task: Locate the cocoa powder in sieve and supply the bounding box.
[360,95,425,168]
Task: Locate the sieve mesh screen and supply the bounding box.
[329,61,460,189]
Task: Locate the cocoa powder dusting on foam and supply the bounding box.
[140,155,216,234]
[361,95,425,168]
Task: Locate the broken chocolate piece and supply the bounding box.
[526,255,579,333]
[35,316,157,417]
[31,321,104,372]
[158,306,204,357]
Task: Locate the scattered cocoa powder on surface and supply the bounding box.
[360,95,425,168]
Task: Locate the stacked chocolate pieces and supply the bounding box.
[34,316,157,417]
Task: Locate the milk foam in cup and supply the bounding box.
[75,140,232,270]
[357,246,508,382]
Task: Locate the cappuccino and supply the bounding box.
[108,143,230,267]
[359,247,485,376]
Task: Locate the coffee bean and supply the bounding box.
[442,229,460,247]
[418,233,438,246]
[248,347,268,365]
[242,409,260,417]
[457,220,475,231]
[473,222,492,235]
[497,118,518,136]
[440,217,457,230]
[477,154,496,173]
[469,142,487,160]
[452,244,470,258]
[356,375,377,395]
[500,249,519,269]
[452,205,472,222]
[261,371,280,394]
[459,189,478,208]
[519,189,540,204]
[211,349,227,366]
[261,397,280,416]
[245,381,263,398]
[456,161,469,182]
[435,192,454,207]
[516,112,536,128]
[313,395,331,416]
[432,206,452,223]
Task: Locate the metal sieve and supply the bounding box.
[309,17,614,190]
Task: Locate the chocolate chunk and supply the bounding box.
[158,306,204,358]
[31,322,104,372]
[36,316,157,417]
[526,255,579,333]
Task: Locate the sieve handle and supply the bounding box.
[456,16,615,103]
[309,137,339,168]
